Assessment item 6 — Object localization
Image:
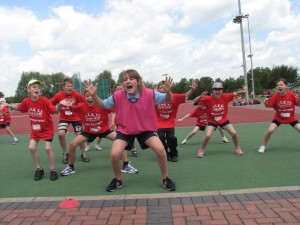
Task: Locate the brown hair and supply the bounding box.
[113,83,123,92]
[276,78,288,85]
[122,69,142,82]
[63,77,74,86]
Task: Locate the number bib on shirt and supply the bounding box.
[90,127,101,132]
[0,118,3,122]
[65,111,73,116]
[214,116,222,121]
[32,124,41,130]
[160,113,169,119]
[280,113,290,118]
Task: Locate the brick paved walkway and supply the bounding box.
[1,187,300,225]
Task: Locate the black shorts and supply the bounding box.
[0,123,10,129]
[58,120,82,133]
[271,119,299,127]
[82,129,113,143]
[208,120,230,128]
[196,125,206,131]
[116,131,158,150]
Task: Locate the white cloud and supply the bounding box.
[0,0,299,97]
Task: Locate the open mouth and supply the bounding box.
[126,85,133,90]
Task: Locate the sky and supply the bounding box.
[0,0,300,97]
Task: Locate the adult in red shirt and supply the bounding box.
[50,77,85,164]
[155,80,197,162]
[0,98,18,144]
[258,78,300,153]
[195,82,247,158]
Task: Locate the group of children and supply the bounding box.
[1,73,299,192]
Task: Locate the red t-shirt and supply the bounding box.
[50,91,84,121]
[189,107,207,127]
[267,91,299,124]
[199,93,234,125]
[72,103,112,134]
[156,93,186,128]
[17,96,56,140]
[0,106,11,124]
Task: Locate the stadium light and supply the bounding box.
[233,0,250,103]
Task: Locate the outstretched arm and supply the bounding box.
[162,76,174,102]
[234,85,247,97]
[185,80,198,98]
[177,113,191,123]
[0,103,18,111]
[84,80,104,108]
[193,91,208,104]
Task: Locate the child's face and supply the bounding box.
[158,84,165,93]
[212,88,223,98]
[84,92,94,106]
[28,84,41,99]
[122,74,140,95]
[63,82,74,95]
[114,85,123,92]
[276,81,288,95]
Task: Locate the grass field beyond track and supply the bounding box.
[1,122,299,198]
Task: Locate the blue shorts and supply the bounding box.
[82,129,113,143]
[116,131,158,150]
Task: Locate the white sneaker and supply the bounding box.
[95,144,102,151]
[121,162,138,174]
[258,146,265,153]
[85,144,90,151]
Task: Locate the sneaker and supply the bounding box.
[12,138,18,145]
[197,149,204,158]
[62,153,69,164]
[222,137,230,144]
[180,140,186,146]
[163,177,176,191]
[258,146,265,153]
[170,155,178,162]
[81,153,90,162]
[85,144,90,151]
[121,162,138,174]
[95,144,102,151]
[236,147,244,155]
[131,149,138,157]
[50,170,58,181]
[60,166,75,176]
[34,168,44,181]
[106,178,123,192]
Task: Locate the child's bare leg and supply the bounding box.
[45,141,55,170]
[201,126,215,150]
[262,123,278,146]
[223,124,239,147]
[28,140,41,168]
[110,139,127,180]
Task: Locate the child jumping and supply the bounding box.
[195,82,247,158]
[258,78,300,153]
[0,80,64,181]
[85,69,176,192]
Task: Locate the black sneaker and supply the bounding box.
[106,178,123,192]
[34,168,44,181]
[81,153,90,162]
[50,170,58,181]
[62,153,69,164]
[163,177,176,191]
[170,156,178,162]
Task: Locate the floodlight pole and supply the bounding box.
[233,0,250,103]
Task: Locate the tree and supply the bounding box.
[14,72,45,102]
[0,91,4,98]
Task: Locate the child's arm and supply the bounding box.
[177,113,190,123]
[55,99,71,114]
[185,80,198,98]
[0,103,18,111]
[84,80,104,108]
[193,91,208,104]
[234,85,247,97]
[110,112,116,131]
